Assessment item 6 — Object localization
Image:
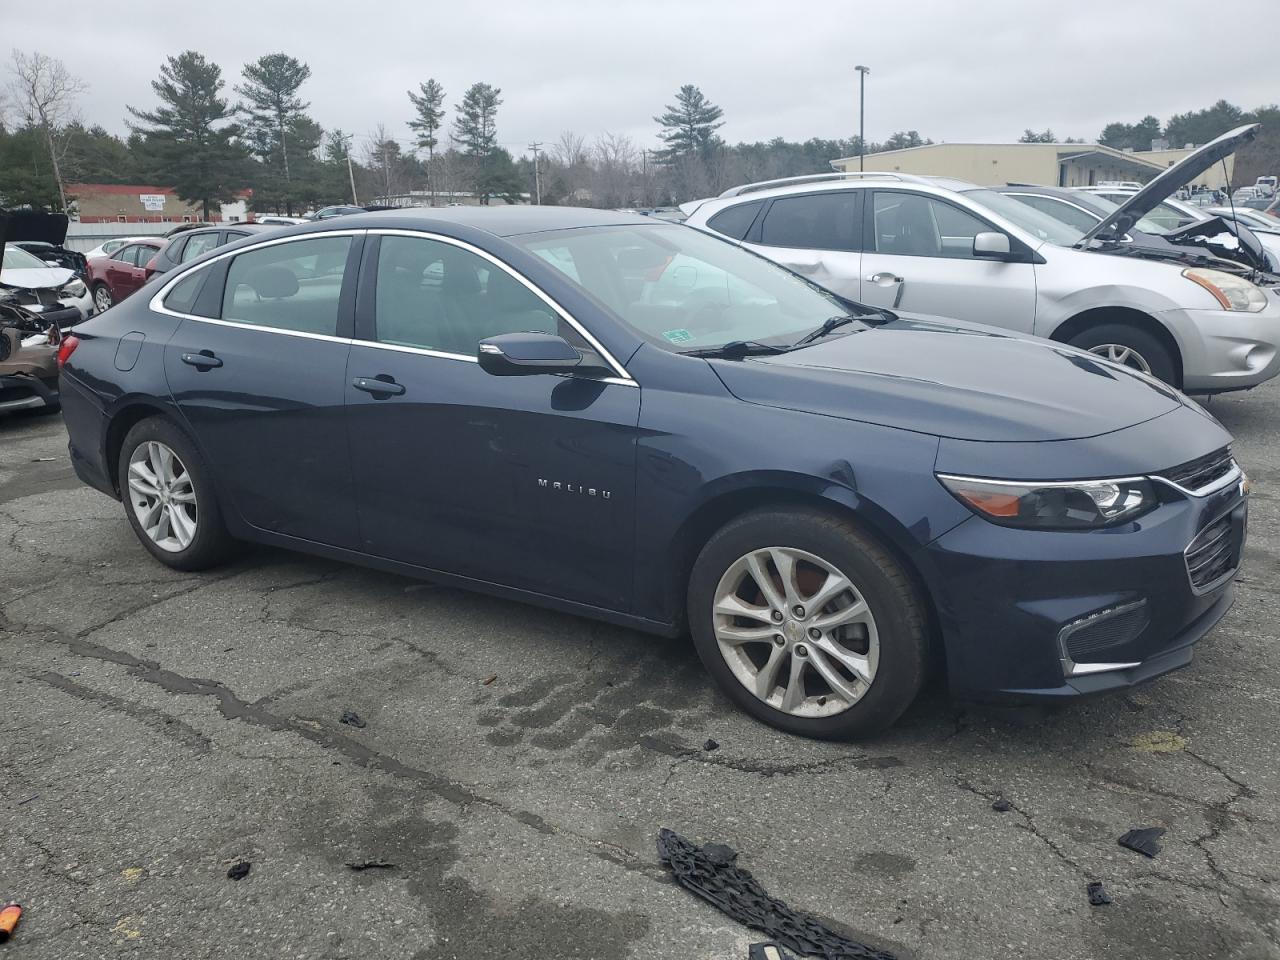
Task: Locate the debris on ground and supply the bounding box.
[749,943,798,960]
[481,675,498,686]
[226,861,252,881]
[703,738,720,752]
[1086,881,1113,906]
[17,795,38,806]
[30,457,56,463]
[339,710,366,729]
[1128,730,1187,753]
[0,903,23,943]
[991,798,1012,812]
[345,861,396,872]
[1117,827,1166,858]
[657,828,896,960]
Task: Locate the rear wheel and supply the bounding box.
[117,417,235,570]
[688,508,928,739]
[93,283,113,313]
[1068,323,1177,385]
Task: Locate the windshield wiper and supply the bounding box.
[681,340,791,359]
[792,315,864,347]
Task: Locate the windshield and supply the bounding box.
[2,245,50,270]
[961,189,1084,245]
[512,224,866,352]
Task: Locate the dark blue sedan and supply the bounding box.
[56,207,1247,738]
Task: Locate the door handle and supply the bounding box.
[866,272,904,284]
[181,351,222,369]
[352,376,406,397]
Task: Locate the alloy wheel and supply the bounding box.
[712,546,880,718]
[127,441,197,553]
[1088,343,1152,374]
[94,285,113,312]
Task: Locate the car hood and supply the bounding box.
[0,266,76,291]
[0,209,70,246]
[1080,123,1260,243]
[710,317,1185,442]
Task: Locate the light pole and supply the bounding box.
[855,65,870,172]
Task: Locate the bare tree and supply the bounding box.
[10,50,86,212]
[592,132,638,207]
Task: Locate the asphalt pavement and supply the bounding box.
[2,387,1278,959]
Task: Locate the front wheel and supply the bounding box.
[117,417,235,571]
[93,282,113,313]
[1068,323,1177,386]
[688,508,928,739]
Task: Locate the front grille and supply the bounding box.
[1062,603,1149,661]
[1185,515,1237,591]
[1158,447,1236,493]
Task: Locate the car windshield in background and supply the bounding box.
[2,245,50,270]
[960,189,1084,245]
[512,224,864,352]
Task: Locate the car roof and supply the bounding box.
[283,205,658,238]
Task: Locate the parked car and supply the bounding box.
[59,207,1247,738]
[1255,176,1277,197]
[146,223,277,277]
[685,124,1279,391]
[994,185,1280,273]
[163,222,215,238]
[84,236,153,261]
[3,210,88,278]
[0,291,65,413]
[309,205,367,220]
[84,238,164,312]
[2,214,93,328]
[251,215,308,225]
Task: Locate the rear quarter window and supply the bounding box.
[162,270,206,314]
[707,201,763,241]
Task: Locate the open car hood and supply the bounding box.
[0,209,71,247]
[1079,123,1261,244]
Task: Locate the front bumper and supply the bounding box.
[925,459,1246,701]
[1167,294,1280,392]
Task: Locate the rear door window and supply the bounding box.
[759,193,860,251]
[114,245,143,266]
[221,236,352,336]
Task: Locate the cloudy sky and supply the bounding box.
[7,0,1277,159]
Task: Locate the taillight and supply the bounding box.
[57,335,80,369]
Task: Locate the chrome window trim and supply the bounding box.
[367,228,635,384]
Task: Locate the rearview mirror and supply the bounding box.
[973,232,1013,259]
[478,332,583,376]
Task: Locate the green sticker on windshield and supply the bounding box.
[662,328,693,343]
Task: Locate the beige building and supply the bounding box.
[829,142,1166,188]
[1135,147,1234,189]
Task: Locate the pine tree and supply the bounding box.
[127,51,247,221]
[237,53,312,212]
[452,83,503,203]
[408,79,446,199]
[654,84,724,161]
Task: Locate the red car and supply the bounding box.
[85,238,164,313]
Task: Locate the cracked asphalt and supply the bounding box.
[2,389,1279,960]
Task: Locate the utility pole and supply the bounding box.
[528,141,543,205]
[855,65,870,171]
[346,153,359,204]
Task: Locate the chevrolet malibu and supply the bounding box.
[57,208,1248,738]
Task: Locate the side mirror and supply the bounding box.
[478,332,583,376]
[973,231,1013,260]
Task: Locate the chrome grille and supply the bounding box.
[1185,515,1236,591]
[1158,447,1236,494]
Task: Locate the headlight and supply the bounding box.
[60,279,87,298]
[937,474,1157,529]
[1182,268,1266,312]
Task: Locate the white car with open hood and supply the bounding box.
[684,124,1280,393]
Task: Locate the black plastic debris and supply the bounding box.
[339,710,366,729]
[1086,881,1113,906]
[226,861,251,881]
[346,861,396,872]
[750,943,799,960]
[704,738,720,752]
[657,829,896,960]
[1118,826,1165,858]
[991,798,1012,813]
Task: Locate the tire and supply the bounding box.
[117,416,235,571]
[93,282,113,313]
[688,507,928,740]
[1067,323,1177,386]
